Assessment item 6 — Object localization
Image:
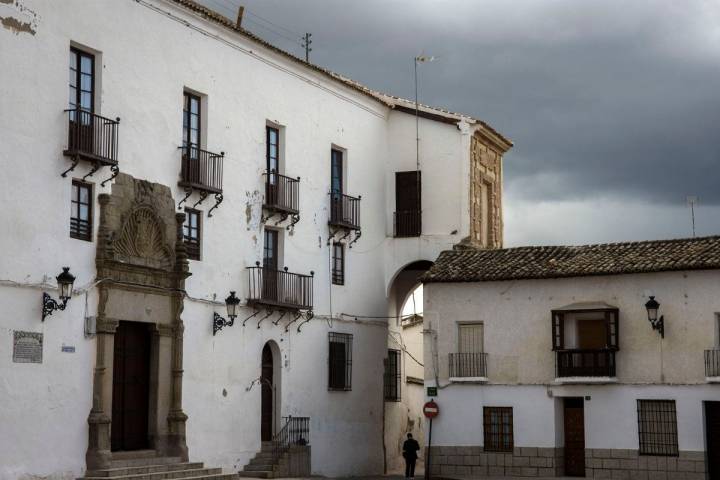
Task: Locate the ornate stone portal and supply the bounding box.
[86,173,190,469]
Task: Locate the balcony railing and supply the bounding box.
[394,210,421,237]
[179,145,224,194]
[63,108,119,166]
[449,352,488,378]
[247,264,313,311]
[271,416,310,467]
[556,349,616,378]
[329,192,361,230]
[705,349,720,377]
[263,171,300,214]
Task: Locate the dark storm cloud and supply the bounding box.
[199,0,720,210]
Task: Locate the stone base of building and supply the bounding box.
[428,447,707,479]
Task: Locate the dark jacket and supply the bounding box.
[402,438,420,460]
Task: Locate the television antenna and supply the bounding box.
[686,196,698,237]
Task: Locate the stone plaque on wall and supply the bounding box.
[13,331,43,363]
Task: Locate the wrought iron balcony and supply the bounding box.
[705,349,720,378]
[63,108,120,166]
[556,349,616,378]
[179,144,224,194]
[263,171,300,217]
[394,210,422,237]
[247,263,314,311]
[329,192,361,231]
[449,352,488,378]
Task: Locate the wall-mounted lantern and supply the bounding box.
[644,295,664,338]
[213,291,240,336]
[42,267,76,321]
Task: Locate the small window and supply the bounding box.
[329,332,352,391]
[637,400,678,456]
[332,242,344,285]
[70,180,92,241]
[183,208,201,260]
[384,349,401,401]
[483,407,513,452]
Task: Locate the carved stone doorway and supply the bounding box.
[86,173,190,469]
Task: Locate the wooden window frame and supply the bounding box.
[263,229,279,271]
[70,180,93,241]
[183,91,202,149]
[69,47,95,113]
[332,242,345,285]
[384,349,402,401]
[331,148,344,195]
[637,400,679,457]
[266,126,279,174]
[328,332,352,391]
[183,208,201,261]
[483,406,514,452]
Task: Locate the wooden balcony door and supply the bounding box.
[262,229,279,302]
[266,126,280,205]
[395,171,421,236]
[261,343,274,442]
[707,401,720,480]
[111,321,151,451]
[564,397,585,477]
[69,47,95,154]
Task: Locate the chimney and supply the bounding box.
[236,6,244,28]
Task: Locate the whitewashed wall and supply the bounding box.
[423,270,720,449]
[0,0,483,478]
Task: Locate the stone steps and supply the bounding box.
[81,452,236,480]
[87,463,205,477]
[110,457,184,468]
[83,467,222,480]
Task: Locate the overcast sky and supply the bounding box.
[201,0,720,246]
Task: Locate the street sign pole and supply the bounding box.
[425,416,433,480]
[423,400,439,480]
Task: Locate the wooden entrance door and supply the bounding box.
[564,397,585,476]
[111,321,151,451]
[261,344,274,442]
[395,171,421,236]
[707,401,720,480]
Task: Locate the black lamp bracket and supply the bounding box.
[42,292,68,322]
[213,311,235,336]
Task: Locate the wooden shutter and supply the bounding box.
[552,312,564,350]
[606,309,619,350]
[395,171,421,212]
[458,323,484,353]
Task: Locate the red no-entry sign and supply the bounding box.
[423,400,439,418]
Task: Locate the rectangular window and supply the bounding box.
[483,407,513,452]
[183,92,201,153]
[458,323,484,353]
[69,47,94,113]
[183,209,201,260]
[332,242,344,285]
[328,332,352,391]
[263,229,279,270]
[331,149,343,195]
[637,400,679,456]
[70,180,92,241]
[384,349,401,401]
[267,126,279,174]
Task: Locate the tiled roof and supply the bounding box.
[423,236,720,283]
[165,0,511,147]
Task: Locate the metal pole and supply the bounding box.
[415,58,419,172]
[425,417,433,480]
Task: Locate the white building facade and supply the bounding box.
[0,1,511,479]
[422,237,720,479]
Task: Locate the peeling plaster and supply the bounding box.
[244,190,262,231]
[0,0,39,35]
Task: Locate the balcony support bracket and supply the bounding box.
[100,164,120,188]
[257,309,274,329]
[241,309,260,327]
[177,188,193,209]
[296,310,314,333]
[287,214,300,231]
[274,213,289,226]
[349,229,362,248]
[192,190,208,208]
[207,193,223,218]
[272,310,287,326]
[285,312,302,333]
[61,155,80,178]
[82,161,101,181]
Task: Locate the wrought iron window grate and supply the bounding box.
[637,400,678,456]
[384,349,401,401]
[483,407,513,452]
[328,332,352,391]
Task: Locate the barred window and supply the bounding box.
[183,209,201,261]
[637,400,678,456]
[483,407,513,452]
[328,332,352,391]
[70,180,92,241]
[332,243,344,285]
[384,349,401,401]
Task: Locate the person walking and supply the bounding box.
[402,432,420,478]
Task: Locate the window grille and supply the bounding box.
[183,208,201,260]
[637,400,678,456]
[332,243,344,285]
[384,349,401,401]
[70,180,92,241]
[328,332,352,391]
[483,407,513,452]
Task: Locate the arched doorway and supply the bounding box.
[261,343,274,441]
